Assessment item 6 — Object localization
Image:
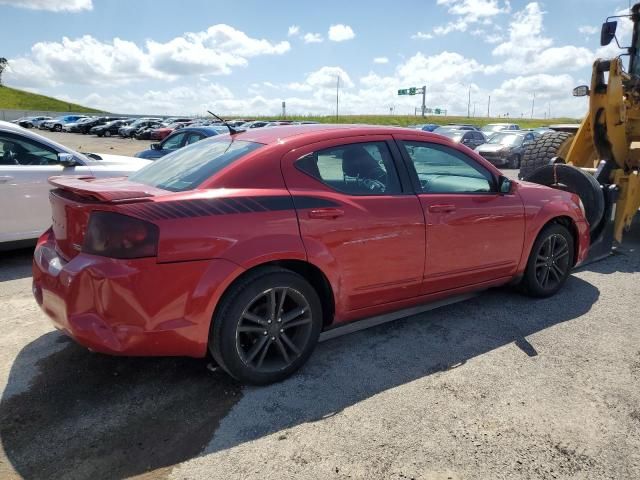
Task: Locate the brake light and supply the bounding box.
[82,211,159,259]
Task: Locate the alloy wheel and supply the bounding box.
[235,287,313,373]
[534,233,570,290]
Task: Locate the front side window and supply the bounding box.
[0,133,59,166]
[401,141,493,194]
[162,132,186,150]
[296,141,401,195]
[130,137,263,192]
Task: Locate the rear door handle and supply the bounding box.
[308,208,344,219]
[0,176,14,184]
[428,204,456,213]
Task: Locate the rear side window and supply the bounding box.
[130,138,263,191]
[296,141,401,195]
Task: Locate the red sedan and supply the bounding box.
[33,125,589,384]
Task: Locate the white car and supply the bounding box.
[0,121,151,247]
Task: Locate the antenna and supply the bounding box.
[207,110,238,135]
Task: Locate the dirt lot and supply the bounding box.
[0,132,639,479]
[37,129,151,157]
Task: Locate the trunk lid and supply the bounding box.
[48,176,166,260]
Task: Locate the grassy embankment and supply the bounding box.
[0,86,102,113]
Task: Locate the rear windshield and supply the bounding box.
[130,137,263,191]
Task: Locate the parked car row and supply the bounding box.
[414,123,544,169]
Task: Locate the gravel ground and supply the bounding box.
[0,131,639,479]
[35,129,151,157]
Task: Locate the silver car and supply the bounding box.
[0,121,151,247]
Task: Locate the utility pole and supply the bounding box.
[487,95,491,118]
[282,101,286,118]
[336,75,340,122]
[467,86,471,118]
[531,92,536,119]
[421,85,426,117]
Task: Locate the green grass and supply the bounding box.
[0,85,102,113]
[247,114,581,128]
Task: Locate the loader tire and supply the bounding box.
[519,131,573,180]
[525,164,605,232]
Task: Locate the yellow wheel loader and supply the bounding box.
[520,3,640,261]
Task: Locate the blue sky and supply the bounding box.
[0,0,633,118]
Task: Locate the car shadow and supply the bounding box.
[0,247,34,282]
[0,274,599,480]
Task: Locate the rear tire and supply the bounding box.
[519,131,573,179]
[53,124,62,132]
[209,267,323,385]
[519,223,574,298]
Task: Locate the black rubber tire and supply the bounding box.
[524,164,604,232]
[519,223,574,298]
[53,124,62,132]
[104,130,111,137]
[508,154,521,169]
[519,131,573,179]
[209,267,323,385]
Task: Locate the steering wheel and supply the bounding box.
[1,150,19,165]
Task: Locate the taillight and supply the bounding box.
[82,211,159,259]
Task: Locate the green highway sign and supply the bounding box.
[398,87,420,96]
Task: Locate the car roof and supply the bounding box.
[226,123,438,145]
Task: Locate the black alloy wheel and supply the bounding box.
[520,223,574,297]
[210,267,322,385]
[236,287,313,373]
[533,233,570,291]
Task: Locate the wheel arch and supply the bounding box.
[209,259,336,333]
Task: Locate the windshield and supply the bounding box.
[130,137,263,191]
[487,133,523,146]
[439,130,464,141]
[481,125,507,133]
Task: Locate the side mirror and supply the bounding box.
[572,85,590,97]
[58,153,76,167]
[499,176,513,194]
[600,20,617,46]
[150,143,161,150]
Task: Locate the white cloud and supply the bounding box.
[328,24,355,42]
[5,26,291,87]
[411,32,434,40]
[0,0,92,11]
[373,57,389,64]
[288,25,300,37]
[491,3,593,74]
[303,32,323,43]
[431,0,510,36]
[578,25,599,36]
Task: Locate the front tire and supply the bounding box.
[520,223,574,298]
[104,130,111,137]
[53,124,62,132]
[508,154,521,169]
[209,267,323,385]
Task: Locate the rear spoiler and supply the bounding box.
[48,175,160,202]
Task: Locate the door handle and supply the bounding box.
[428,204,456,213]
[308,208,344,219]
[0,176,14,184]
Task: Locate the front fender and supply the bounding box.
[516,185,590,272]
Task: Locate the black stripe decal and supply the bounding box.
[122,195,340,220]
[291,196,340,209]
